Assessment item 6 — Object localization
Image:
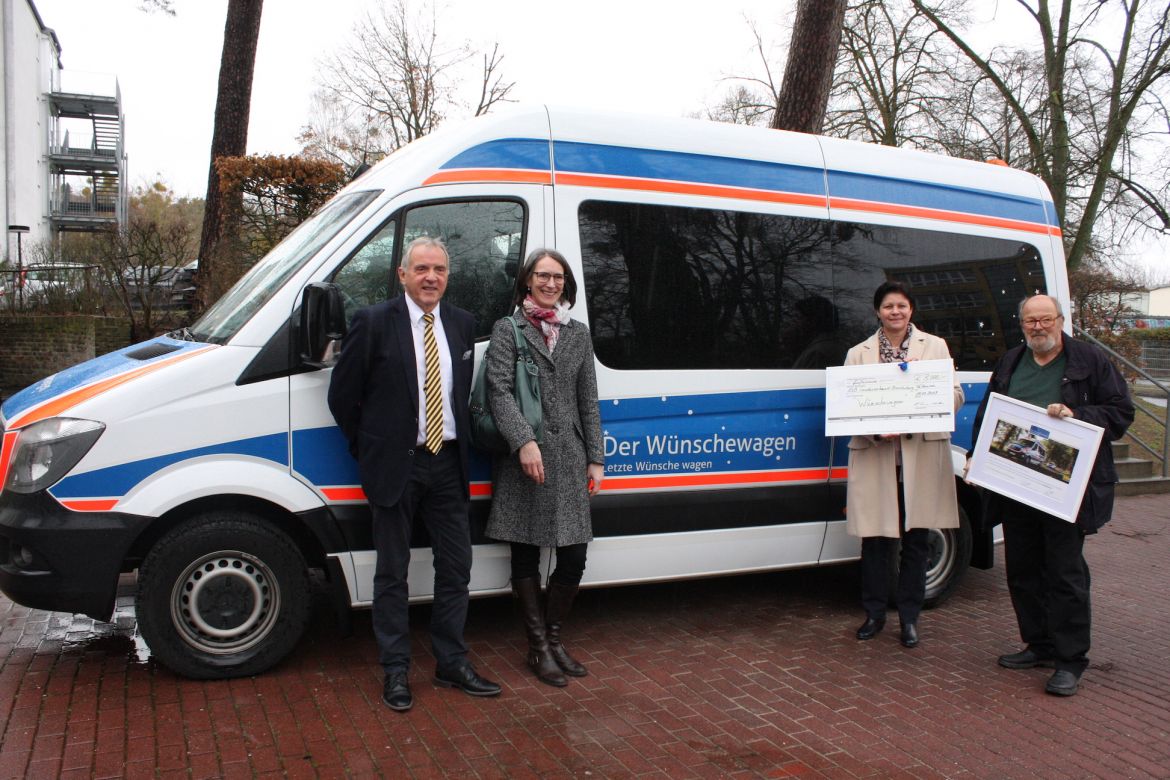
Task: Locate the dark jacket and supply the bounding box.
[972,335,1134,532]
[327,295,475,507]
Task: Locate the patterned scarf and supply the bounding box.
[522,295,572,351]
[877,324,914,364]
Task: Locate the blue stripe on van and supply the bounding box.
[48,432,289,499]
[826,170,1057,227]
[1,337,211,423]
[552,141,828,198]
[292,426,359,485]
[438,138,551,171]
[435,138,1056,230]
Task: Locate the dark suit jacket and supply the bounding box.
[327,295,475,507]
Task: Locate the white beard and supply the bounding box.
[1027,332,1059,355]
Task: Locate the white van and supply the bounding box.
[0,106,1068,678]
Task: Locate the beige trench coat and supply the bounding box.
[844,328,963,538]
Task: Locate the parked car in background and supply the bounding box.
[121,263,197,310]
[8,266,94,310]
[168,261,197,310]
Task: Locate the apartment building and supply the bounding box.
[2,0,126,267]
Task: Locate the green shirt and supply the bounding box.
[1008,351,1066,408]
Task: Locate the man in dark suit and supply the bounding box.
[328,236,501,712]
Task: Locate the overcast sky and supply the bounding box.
[31,0,1167,272]
[35,0,806,195]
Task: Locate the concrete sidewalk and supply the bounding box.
[1,494,1168,779]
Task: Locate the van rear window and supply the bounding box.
[579,200,1046,371]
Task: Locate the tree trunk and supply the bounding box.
[771,0,847,133]
[196,0,264,312]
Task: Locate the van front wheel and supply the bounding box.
[137,514,310,679]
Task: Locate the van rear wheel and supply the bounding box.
[136,514,310,679]
[887,506,973,610]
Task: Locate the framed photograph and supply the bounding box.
[966,392,1105,522]
[825,358,955,437]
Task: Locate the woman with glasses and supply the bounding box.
[843,281,964,649]
[483,248,605,687]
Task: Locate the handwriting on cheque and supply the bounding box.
[843,370,949,411]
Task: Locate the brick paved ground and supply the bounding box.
[1,494,1167,779]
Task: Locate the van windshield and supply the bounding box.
[187,190,380,344]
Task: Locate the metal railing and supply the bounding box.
[1074,325,1170,478]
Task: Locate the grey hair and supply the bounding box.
[401,236,449,270]
[1018,294,1064,319]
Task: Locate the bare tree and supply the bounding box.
[704,21,784,126]
[138,0,175,14]
[297,89,389,172]
[307,0,514,163]
[824,0,950,146]
[196,0,264,311]
[771,0,848,133]
[912,0,1170,270]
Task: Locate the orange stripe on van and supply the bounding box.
[423,169,552,186]
[0,430,19,493]
[330,470,848,504]
[321,487,367,501]
[57,499,119,512]
[828,196,1059,236]
[602,468,837,491]
[7,346,218,431]
[555,172,829,209]
[324,484,494,502]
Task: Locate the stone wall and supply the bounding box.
[0,315,133,396]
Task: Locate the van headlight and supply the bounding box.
[4,418,105,494]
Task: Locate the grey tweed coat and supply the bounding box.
[484,313,605,547]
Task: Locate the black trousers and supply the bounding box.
[510,542,588,586]
[861,529,931,624]
[1001,500,1090,675]
[370,445,472,675]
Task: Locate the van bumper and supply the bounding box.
[0,491,150,621]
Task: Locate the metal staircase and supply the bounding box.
[47,73,127,232]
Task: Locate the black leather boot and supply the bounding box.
[545,581,588,677]
[512,578,567,687]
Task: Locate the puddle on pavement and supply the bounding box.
[60,629,152,665]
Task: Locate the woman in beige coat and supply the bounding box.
[845,281,963,649]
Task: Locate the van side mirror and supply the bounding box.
[299,282,348,368]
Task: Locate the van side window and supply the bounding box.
[331,200,524,340]
[403,200,524,340]
[580,200,1047,372]
[579,201,833,369]
[332,219,397,323]
[831,223,1046,371]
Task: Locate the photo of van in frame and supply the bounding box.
[967,393,1105,522]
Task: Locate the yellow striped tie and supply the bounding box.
[422,312,443,454]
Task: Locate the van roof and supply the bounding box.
[344,105,1059,238]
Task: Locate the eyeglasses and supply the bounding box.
[532,271,566,285]
[1022,315,1061,328]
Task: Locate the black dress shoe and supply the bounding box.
[998,648,1056,669]
[899,623,919,648]
[856,616,885,640]
[434,664,502,697]
[1045,669,1080,696]
[382,672,413,712]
